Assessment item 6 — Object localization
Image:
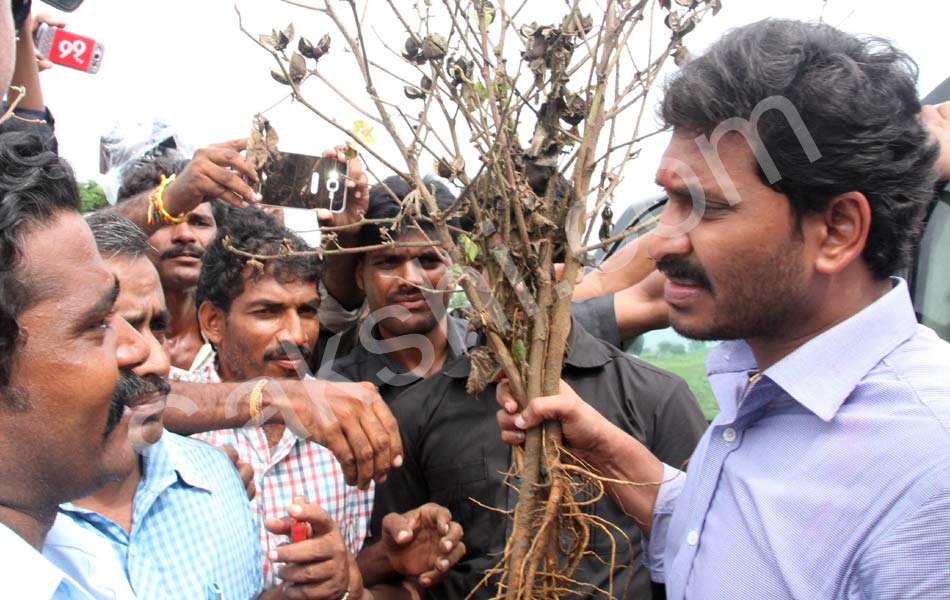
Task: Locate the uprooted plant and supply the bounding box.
[237,0,717,597]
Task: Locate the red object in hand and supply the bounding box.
[34,24,104,73]
[290,495,308,543]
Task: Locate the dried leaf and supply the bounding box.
[707,0,722,15]
[289,52,307,83]
[420,75,433,91]
[246,115,280,172]
[466,346,501,396]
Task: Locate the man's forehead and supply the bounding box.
[235,268,319,304]
[106,255,166,314]
[20,212,114,306]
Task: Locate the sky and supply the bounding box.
[34,0,950,209]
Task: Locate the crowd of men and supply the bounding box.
[1,1,949,599]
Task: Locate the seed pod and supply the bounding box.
[314,34,331,60]
[404,85,426,100]
[298,37,315,59]
[560,92,588,126]
[420,75,433,91]
[289,52,307,83]
[447,56,473,86]
[270,68,291,86]
[422,34,448,61]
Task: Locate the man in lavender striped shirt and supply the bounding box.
[498,19,950,600]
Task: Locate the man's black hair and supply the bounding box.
[660,19,939,278]
[116,151,188,202]
[196,207,322,314]
[0,131,80,388]
[358,175,459,248]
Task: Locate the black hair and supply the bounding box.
[0,131,80,387]
[116,151,189,202]
[660,19,939,278]
[85,210,149,259]
[358,175,459,248]
[196,207,322,314]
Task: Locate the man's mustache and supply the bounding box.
[158,243,204,261]
[104,371,171,436]
[263,341,312,364]
[656,256,712,291]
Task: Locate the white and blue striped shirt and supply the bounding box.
[648,279,950,599]
[48,431,262,600]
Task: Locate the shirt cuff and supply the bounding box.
[642,463,686,583]
[318,281,363,335]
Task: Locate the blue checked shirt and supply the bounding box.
[49,431,262,600]
[647,279,950,599]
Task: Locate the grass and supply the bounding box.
[638,349,719,420]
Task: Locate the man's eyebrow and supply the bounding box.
[77,275,120,326]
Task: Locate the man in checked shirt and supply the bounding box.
[177,207,465,599]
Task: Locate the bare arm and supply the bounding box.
[319,148,370,310]
[165,378,402,489]
[113,139,261,233]
[573,232,657,299]
[613,270,669,341]
[9,13,49,112]
[496,379,665,536]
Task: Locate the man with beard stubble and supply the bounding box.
[180,208,466,599]
[497,20,950,599]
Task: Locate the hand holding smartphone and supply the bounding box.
[34,23,103,73]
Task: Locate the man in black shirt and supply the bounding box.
[370,319,707,599]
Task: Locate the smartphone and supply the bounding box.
[34,23,104,74]
[257,151,348,213]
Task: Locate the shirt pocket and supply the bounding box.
[424,453,499,556]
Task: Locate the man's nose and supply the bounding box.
[399,258,428,287]
[170,221,197,244]
[649,202,694,262]
[113,315,150,372]
[279,311,308,349]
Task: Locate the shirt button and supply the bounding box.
[722,427,737,443]
[128,547,136,557]
[687,530,700,546]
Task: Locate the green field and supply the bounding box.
[638,349,719,420]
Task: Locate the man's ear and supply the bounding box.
[808,191,872,276]
[197,301,226,346]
